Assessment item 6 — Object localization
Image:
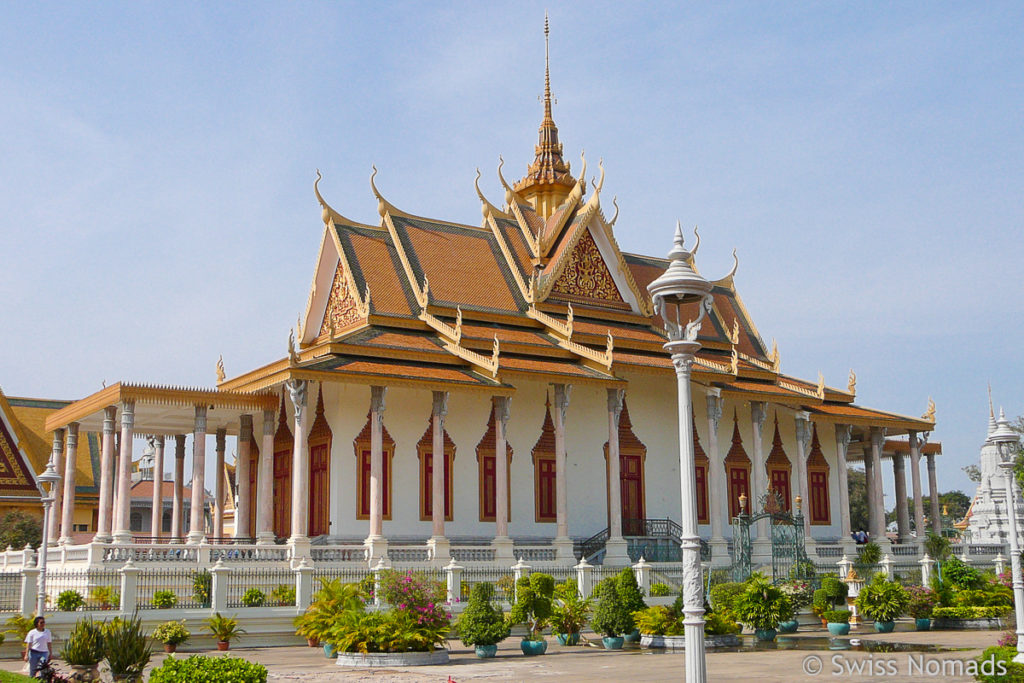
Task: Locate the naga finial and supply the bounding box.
[690,225,701,258]
[817,372,826,399]
[923,397,936,422]
[608,196,619,228]
[848,369,857,395]
[288,329,299,365]
[216,355,225,383]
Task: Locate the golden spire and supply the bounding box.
[514,13,576,219]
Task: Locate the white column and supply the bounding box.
[927,453,941,534]
[59,423,79,544]
[427,391,451,565]
[236,415,253,540]
[112,400,135,544]
[869,427,886,542]
[492,396,513,560]
[835,424,854,553]
[95,407,117,543]
[48,428,64,546]
[795,413,812,542]
[605,388,630,565]
[893,453,910,543]
[171,435,185,540]
[908,430,926,540]
[256,409,275,544]
[150,436,165,539]
[365,386,388,561]
[552,383,574,561]
[213,428,226,539]
[750,401,770,558]
[186,405,208,544]
[705,390,728,564]
[287,380,309,549]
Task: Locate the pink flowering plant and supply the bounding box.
[378,570,449,629]
[779,580,814,612]
[906,585,938,619]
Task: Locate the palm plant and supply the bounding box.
[206,612,246,647]
[104,614,153,682]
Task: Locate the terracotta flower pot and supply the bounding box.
[217,640,230,651]
[163,643,177,653]
[306,637,319,647]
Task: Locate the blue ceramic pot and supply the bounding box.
[520,639,548,656]
[778,620,799,634]
[755,628,777,642]
[874,621,895,633]
[602,636,625,650]
[475,644,498,658]
[827,622,850,636]
[556,632,580,646]
[322,643,337,658]
[622,629,641,643]
[915,618,930,631]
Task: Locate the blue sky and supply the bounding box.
[2,2,1022,505]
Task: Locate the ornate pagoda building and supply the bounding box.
[41,24,941,568]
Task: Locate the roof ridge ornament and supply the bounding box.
[816,372,826,400]
[608,196,619,228]
[216,356,225,384]
[922,397,936,423]
[847,369,856,395]
[287,330,299,366]
[370,165,398,218]
[770,339,780,373]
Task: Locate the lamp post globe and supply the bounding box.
[35,458,62,616]
[647,224,730,683]
[990,409,1023,663]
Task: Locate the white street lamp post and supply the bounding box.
[991,409,1024,663]
[36,458,62,616]
[648,224,727,683]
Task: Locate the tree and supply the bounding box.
[962,465,981,483]
[0,510,42,549]
[847,468,869,533]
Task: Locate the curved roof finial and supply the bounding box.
[370,165,395,218]
[608,196,619,228]
[590,158,605,195]
[690,225,701,258]
[497,155,515,200]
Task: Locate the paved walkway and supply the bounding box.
[0,624,1005,682]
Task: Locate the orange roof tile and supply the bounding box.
[336,225,415,317]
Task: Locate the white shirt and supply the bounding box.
[25,628,52,653]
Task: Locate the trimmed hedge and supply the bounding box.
[933,605,1011,620]
[148,655,267,682]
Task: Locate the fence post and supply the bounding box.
[995,553,1007,576]
[445,558,464,604]
[837,554,852,580]
[119,558,139,614]
[210,559,230,613]
[20,565,39,616]
[511,558,531,604]
[197,540,212,570]
[22,544,35,570]
[632,556,651,596]
[919,553,932,585]
[575,557,593,599]
[295,557,314,611]
[880,553,893,580]
[372,556,389,608]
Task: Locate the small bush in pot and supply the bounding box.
[509,573,554,654]
[456,582,511,658]
[270,584,296,606]
[550,579,590,646]
[57,589,85,612]
[61,616,105,675]
[590,577,633,649]
[906,585,938,630]
[705,610,741,636]
[152,620,190,653]
[824,609,851,636]
[104,614,153,682]
[633,606,683,636]
[733,576,793,641]
[193,569,212,607]
[616,568,646,642]
[151,590,177,609]
[206,612,246,650]
[90,585,119,610]
[649,582,672,597]
[855,574,909,632]
[242,587,266,607]
[709,582,746,622]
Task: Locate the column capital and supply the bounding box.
[52,427,66,453]
[607,388,625,420]
[431,390,449,421]
[174,434,186,455]
[262,409,275,436]
[194,404,208,433]
[750,401,767,430]
[493,395,511,428]
[239,414,253,442]
[153,434,164,447]
[287,379,308,422]
[215,428,227,450]
[795,414,812,453]
[103,406,117,433]
[553,383,572,423]
[892,452,905,471]
[705,392,723,432]
[66,422,79,447]
[835,423,853,451]
[120,399,135,425]
[370,385,387,413]
[870,426,886,449]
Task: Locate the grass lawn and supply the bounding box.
[0,671,34,682]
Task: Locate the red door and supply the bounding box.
[695,463,709,524]
[273,447,291,538]
[482,454,496,520]
[728,466,749,519]
[621,454,644,536]
[538,458,556,521]
[769,469,792,512]
[810,471,830,523]
[308,443,330,537]
[248,444,258,537]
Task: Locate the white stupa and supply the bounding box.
[961,400,1023,548]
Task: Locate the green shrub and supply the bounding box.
[61,616,105,666]
[821,575,849,603]
[456,582,511,647]
[649,582,672,597]
[57,589,85,611]
[495,574,516,603]
[617,568,647,615]
[151,620,190,646]
[906,586,938,619]
[509,573,555,640]
[590,577,634,638]
[823,610,851,624]
[855,574,910,623]
[976,645,1024,683]
[955,584,1014,608]
[103,614,152,681]
[932,606,1011,620]
[329,609,448,653]
[294,579,364,644]
[943,556,984,590]
[704,610,741,636]
[149,655,267,683]
[709,582,745,619]
[857,541,881,565]
[733,577,793,631]
[923,531,951,562]
[242,587,266,607]
[632,606,682,636]
[550,583,590,638]
[192,570,212,606]
[206,613,245,644]
[90,585,119,610]
[812,588,830,616]
[270,584,296,606]
[151,590,177,608]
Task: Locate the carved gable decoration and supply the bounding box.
[319,261,364,336]
[0,405,37,493]
[550,230,624,303]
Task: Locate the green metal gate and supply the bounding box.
[729,491,812,584]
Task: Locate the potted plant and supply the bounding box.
[294,578,363,651]
[152,620,190,653]
[57,589,86,612]
[824,609,851,636]
[590,577,634,650]
[193,569,212,608]
[906,585,938,631]
[509,573,554,655]
[5,614,34,659]
[241,587,266,607]
[151,590,177,609]
[206,612,245,651]
[90,585,119,610]
[61,616,105,681]
[104,614,153,683]
[455,582,511,658]
[778,580,812,633]
[616,568,646,643]
[550,581,590,646]
[812,589,830,627]
[855,574,909,633]
[733,577,793,642]
[271,583,296,606]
